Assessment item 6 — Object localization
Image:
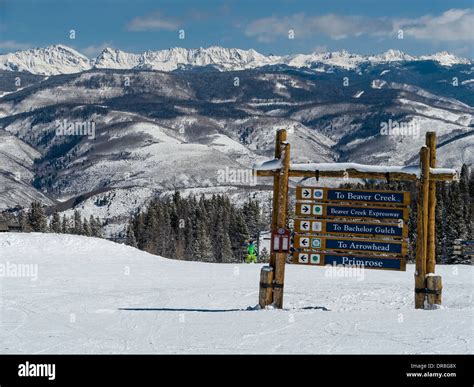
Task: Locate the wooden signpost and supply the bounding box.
[254,129,457,310]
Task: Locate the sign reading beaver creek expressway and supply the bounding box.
[293,186,410,271]
[295,203,409,221]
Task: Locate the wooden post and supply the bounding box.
[258,266,274,308]
[270,130,286,268]
[415,146,430,309]
[426,275,442,307]
[259,129,287,308]
[426,132,437,275]
[273,133,290,309]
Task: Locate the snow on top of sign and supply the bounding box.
[290,162,421,175]
[430,167,457,175]
[253,158,282,171]
[253,160,457,176]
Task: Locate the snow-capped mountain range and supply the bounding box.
[0,44,471,75]
[0,44,472,233]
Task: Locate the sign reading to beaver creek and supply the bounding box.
[296,187,410,206]
[295,203,409,221]
[294,235,406,255]
[292,252,406,271]
[295,219,407,238]
[293,186,410,271]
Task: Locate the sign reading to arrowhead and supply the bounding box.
[302,189,311,197]
[302,205,310,213]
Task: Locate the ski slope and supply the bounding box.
[0,233,472,354]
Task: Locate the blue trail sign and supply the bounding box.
[295,219,408,238]
[296,187,410,206]
[293,235,406,255]
[292,252,406,271]
[296,203,409,221]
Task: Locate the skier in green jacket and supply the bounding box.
[246,240,258,263]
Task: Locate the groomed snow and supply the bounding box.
[0,233,472,354]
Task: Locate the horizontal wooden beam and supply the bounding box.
[429,173,458,182]
[255,169,455,182]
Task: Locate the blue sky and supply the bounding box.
[0,0,473,58]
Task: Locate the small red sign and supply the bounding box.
[271,228,291,253]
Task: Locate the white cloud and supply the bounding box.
[81,42,113,58]
[0,40,33,51]
[245,13,390,42]
[395,9,474,42]
[127,12,180,31]
[245,9,474,43]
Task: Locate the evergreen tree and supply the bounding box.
[459,165,472,238]
[125,223,138,248]
[28,201,48,232]
[157,205,173,257]
[50,210,61,233]
[61,214,69,233]
[192,212,214,262]
[216,225,233,263]
[73,210,82,235]
[183,216,195,260]
[18,210,31,232]
[94,217,103,237]
[435,183,447,262]
[142,204,159,254]
[229,212,249,261]
[89,215,97,236]
[134,212,145,248]
[260,247,270,262]
[445,181,465,262]
[82,217,91,236]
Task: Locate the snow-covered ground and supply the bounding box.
[0,233,472,354]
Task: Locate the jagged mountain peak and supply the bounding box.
[0,44,92,75]
[420,51,471,66]
[0,44,471,75]
[374,49,414,61]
